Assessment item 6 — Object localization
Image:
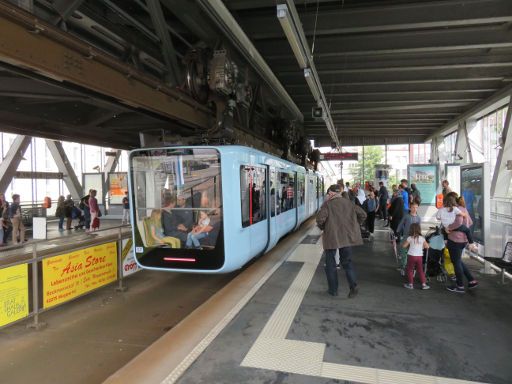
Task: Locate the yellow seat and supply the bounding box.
[143,217,181,248]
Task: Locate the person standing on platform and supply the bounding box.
[56,195,65,232]
[10,194,25,244]
[64,194,74,230]
[363,191,378,237]
[442,180,452,197]
[396,201,422,272]
[410,183,421,205]
[317,184,366,298]
[400,180,410,213]
[377,181,389,221]
[122,190,130,225]
[0,193,10,245]
[88,190,99,232]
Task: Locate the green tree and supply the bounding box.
[349,146,384,184]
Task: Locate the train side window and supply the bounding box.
[270,168,277,217]
[278,171,295,212]
[240,165,267,227]
[298,174,305,206]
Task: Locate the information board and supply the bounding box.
[407,164,438,205]
[0,264,29,327]
[43,242,117,309]
[461,164,486,244]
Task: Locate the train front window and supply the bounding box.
[129,148,223,270]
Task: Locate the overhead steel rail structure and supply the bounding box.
[0,0,510,151]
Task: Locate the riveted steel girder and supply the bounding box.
[0,1,211,130]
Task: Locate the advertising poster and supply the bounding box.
[83,173,104,204]
[461,165,484,244]
[43,242,117,309]
[0,264,29,327]
[121,238,139,277]
[408,165,438,205]
[109,172,128,205]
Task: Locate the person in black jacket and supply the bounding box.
[388,191,405,237]
[377,181,389,221]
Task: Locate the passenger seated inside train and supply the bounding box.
[143,209,180,248]
[186,210,213,249]
[161,194,194,245]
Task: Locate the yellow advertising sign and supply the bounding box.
[0,264,29,327]
[43,242,117,309]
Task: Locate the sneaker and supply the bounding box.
[449,274,456,281]
[403,283,413,289]
[447,286,465,293]
[348,286,358,298]
[336,263,341,270]
[468,281,479,289]
[421,284,430,290]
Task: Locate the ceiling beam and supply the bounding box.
[50,0,85,25]
[237,0,512,39]
[261,25,512,59]
[331,102,470,114]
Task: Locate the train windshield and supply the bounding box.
[129,148,224,270]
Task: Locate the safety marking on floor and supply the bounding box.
[241,235,488,384]
[160,229,319,384]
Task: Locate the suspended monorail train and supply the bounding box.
[128,146,325,273]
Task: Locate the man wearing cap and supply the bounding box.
[317,184,367,298]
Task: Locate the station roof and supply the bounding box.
[0,0,511,149]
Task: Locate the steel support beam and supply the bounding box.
[0,135,31,194]
[45,140,82,199]
[490,98,512,197]
[0,2,211,129]
[428,84,512,140]
[145,0,181,85]
[50,0,84,25]
[454,121,474,164]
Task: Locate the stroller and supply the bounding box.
[72,206,86,230]
[424,226,447,282]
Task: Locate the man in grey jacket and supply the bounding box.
[317,184,367,298]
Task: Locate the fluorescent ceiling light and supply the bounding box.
[277,4,308,69]
[304,68,320,102]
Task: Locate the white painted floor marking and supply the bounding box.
[241,232,488,384]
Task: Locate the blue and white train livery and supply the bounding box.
[128,145,324,273]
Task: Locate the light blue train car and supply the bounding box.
[128,145,324,273]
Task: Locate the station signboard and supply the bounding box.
[0,264,29,327]
[42,242,117,309]
[407,164,438,205]
[319,152,358,161]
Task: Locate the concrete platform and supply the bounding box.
[173,224,512,384]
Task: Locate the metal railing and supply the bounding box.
[0,224,133,330]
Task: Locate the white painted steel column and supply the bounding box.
[45,140,82,199]
[490,98,512,197]
[0,135,31,194]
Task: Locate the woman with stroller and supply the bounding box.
[443,193,479,293]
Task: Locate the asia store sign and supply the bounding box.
[0,264,29,327]
[121,238,139,277]
[43,242,117,309]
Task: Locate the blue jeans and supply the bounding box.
[58,216,65,230]
[324,247,357,293]
[447,240,474,288]
[186,231,208,248]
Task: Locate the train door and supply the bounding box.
[240,164,269,258]
[267,167,278,249]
